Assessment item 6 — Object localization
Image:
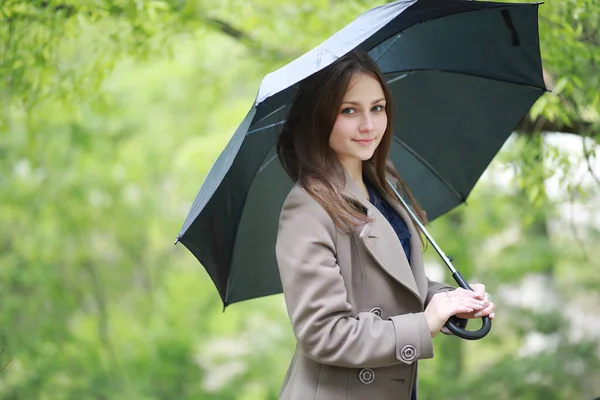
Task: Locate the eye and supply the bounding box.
[372,104,385,112]
[341,107,356,115]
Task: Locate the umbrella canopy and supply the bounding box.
[177,0,547,307]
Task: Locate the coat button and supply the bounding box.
[369,307,382,317]
[400,345,417,362]
[358,368,375,384]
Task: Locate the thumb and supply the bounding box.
[471,283,485,299]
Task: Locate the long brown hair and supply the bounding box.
[276,49,427,234]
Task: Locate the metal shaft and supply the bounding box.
[385,178,458,274]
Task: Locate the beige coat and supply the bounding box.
[275,164,454,400]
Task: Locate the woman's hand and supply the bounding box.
[424,288,485,337]
[454,283,495,320]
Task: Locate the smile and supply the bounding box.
[353,138,375,146]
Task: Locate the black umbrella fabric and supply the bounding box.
[177,0,547,307]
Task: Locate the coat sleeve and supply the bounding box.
[276,187,434,369]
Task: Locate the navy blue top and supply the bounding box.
[365,181,412,262]
[365,180,417,400]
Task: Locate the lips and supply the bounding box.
[353,138,375,146]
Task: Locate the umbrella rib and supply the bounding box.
[258,152,278,174]
[384,69,547,92]
[247,120,285,135]
[371,32,403,62]
[391,135,464,202]
[248,103,289,133]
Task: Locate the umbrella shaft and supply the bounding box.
[385,178,458,275]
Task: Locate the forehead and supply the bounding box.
[343,72,385,100]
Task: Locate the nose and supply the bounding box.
[359,115,374,133]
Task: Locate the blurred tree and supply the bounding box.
[0,0,599,399]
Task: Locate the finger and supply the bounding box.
[467,299,486,310]
[453,311,473,318]
[473,303,495,318]
[453,304,474,314]
[452,288,480,299]
[450,292,485,307]
[480,295,491,308]
[450,301,487,319]
[451,298,484,314]
[444,296,475,312]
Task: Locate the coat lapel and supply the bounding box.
[374,175,429,303]
[343,167,423,304]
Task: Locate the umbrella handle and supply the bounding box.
[384,178,492,340]
[443,270,492,340]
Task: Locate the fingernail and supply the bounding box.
[490,313,495,319]
[474,312,483,318]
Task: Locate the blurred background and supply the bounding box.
[1,0,599,399]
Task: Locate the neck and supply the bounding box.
[341,159,368,199]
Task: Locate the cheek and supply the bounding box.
[330,119,353,146]
[377,113,388,131]
[329,130,343,152]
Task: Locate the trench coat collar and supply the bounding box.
[342,163,425,304]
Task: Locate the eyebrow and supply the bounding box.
[342,98,386,106]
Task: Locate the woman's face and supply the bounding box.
[329,72,387,169]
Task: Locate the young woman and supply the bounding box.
[275,49,495,400]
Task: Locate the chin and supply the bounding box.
[356,151,376,161]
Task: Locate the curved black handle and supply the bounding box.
[444,271,492,340]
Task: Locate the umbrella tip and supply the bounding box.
[174,237,179,245]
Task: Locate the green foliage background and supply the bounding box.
[1,1,599,399]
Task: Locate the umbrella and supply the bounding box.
[176,0,546,322]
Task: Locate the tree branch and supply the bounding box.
[202,17,295,60]
[82,260,122,380]
[0,349,11,373]
[582,138,600,186]
[37,1,76,17]
[516,115,596,137]
[567,194,598,267]
[34,1,295,60]
[516,70,598,137]
[203,17,249,42]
